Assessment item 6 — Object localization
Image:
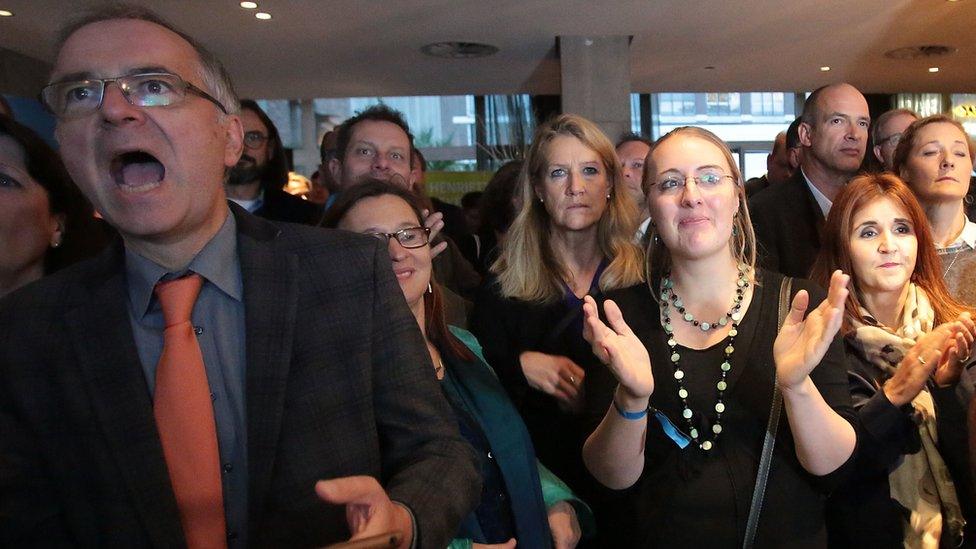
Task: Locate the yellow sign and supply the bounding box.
[953,104,976,119]
[426,171,494,205]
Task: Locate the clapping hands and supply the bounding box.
[772,270,850,391]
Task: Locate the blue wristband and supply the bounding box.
[613,398,648,420]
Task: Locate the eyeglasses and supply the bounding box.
[244,131,269,149]
[878,133,903,148]
[654,170,736,193]
[366,226,431,249]
[41,72,228,119]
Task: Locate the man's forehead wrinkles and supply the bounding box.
[52,20,202,85]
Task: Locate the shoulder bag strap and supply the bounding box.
[742,276,792,549]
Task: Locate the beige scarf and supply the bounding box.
[847,284,966,548]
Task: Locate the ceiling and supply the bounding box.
[0,0,974,99]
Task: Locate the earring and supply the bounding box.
[539,197,544,204]
[653,233,660,244]
[427,282,433,294]
[606,193,611,200]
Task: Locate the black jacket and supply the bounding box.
[749,170,825,278]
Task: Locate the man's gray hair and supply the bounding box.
[871,108,919,144]
[55,4,240,115]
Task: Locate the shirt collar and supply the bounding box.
[125,209,243,318]
[228,188,265,214]
[801,168,832,217]
[952,217,976,250]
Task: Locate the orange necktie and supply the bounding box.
[153,274,227,549]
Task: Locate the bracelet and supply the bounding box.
[613,397,648,420]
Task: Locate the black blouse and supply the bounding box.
[586,270,857,548]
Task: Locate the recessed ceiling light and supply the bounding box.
[240,1,258,8]
[929,67,940,72]
[0,9,14,17]
[255,12,272,20]
[820,66,831,72]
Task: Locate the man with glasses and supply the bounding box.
[871,108,918,172]
[224,99,321,224]
[750,83,870,277]
[0,6,479,548]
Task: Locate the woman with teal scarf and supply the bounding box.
[322,179,594,549]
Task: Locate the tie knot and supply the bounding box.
[154,273,204,327]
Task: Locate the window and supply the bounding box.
[630,93,642,134]
[706,93,741,116]
[658,93,696,117]
[750,92,787,118]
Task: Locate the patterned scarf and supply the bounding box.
[846,284,965,548]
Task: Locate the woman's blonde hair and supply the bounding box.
[641,126,757,283]
[492,114,644,303]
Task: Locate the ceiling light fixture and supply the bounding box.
[820,66,831,71]
[0,9,14,16]
[421,42,499,59]
[240,1,258,8]
[929,67,940,72]
[885,45,956,59]
[255,12,272,20]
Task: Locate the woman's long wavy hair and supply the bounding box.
[810,173,973,332]
[640,126,757,286]
[492,114,644,303]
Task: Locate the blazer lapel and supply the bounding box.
[66,245,184,547]
[234,208,299,526]
[793,171,825,247]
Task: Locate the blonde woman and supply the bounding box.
[581,127,857,547]
[470,114,643,502]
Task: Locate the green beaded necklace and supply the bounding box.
[660,265,749,451]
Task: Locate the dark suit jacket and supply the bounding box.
[0,204,480,548]
[255,187,323,226]
[744,174,770,198]
[748,169,825,278]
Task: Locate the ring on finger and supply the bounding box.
[569,375,576,385]
[918,355,927,366]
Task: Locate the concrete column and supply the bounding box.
[558,36,631,140]
[292,98,320,177]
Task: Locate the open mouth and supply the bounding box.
[110,151,165,191]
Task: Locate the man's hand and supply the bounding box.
[316,476,413,549]
[547,501,581,549]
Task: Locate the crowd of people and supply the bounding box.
[1,4,975,549]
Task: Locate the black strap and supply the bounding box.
[742,276,792,549]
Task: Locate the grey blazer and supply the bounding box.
[0,204,480,548]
